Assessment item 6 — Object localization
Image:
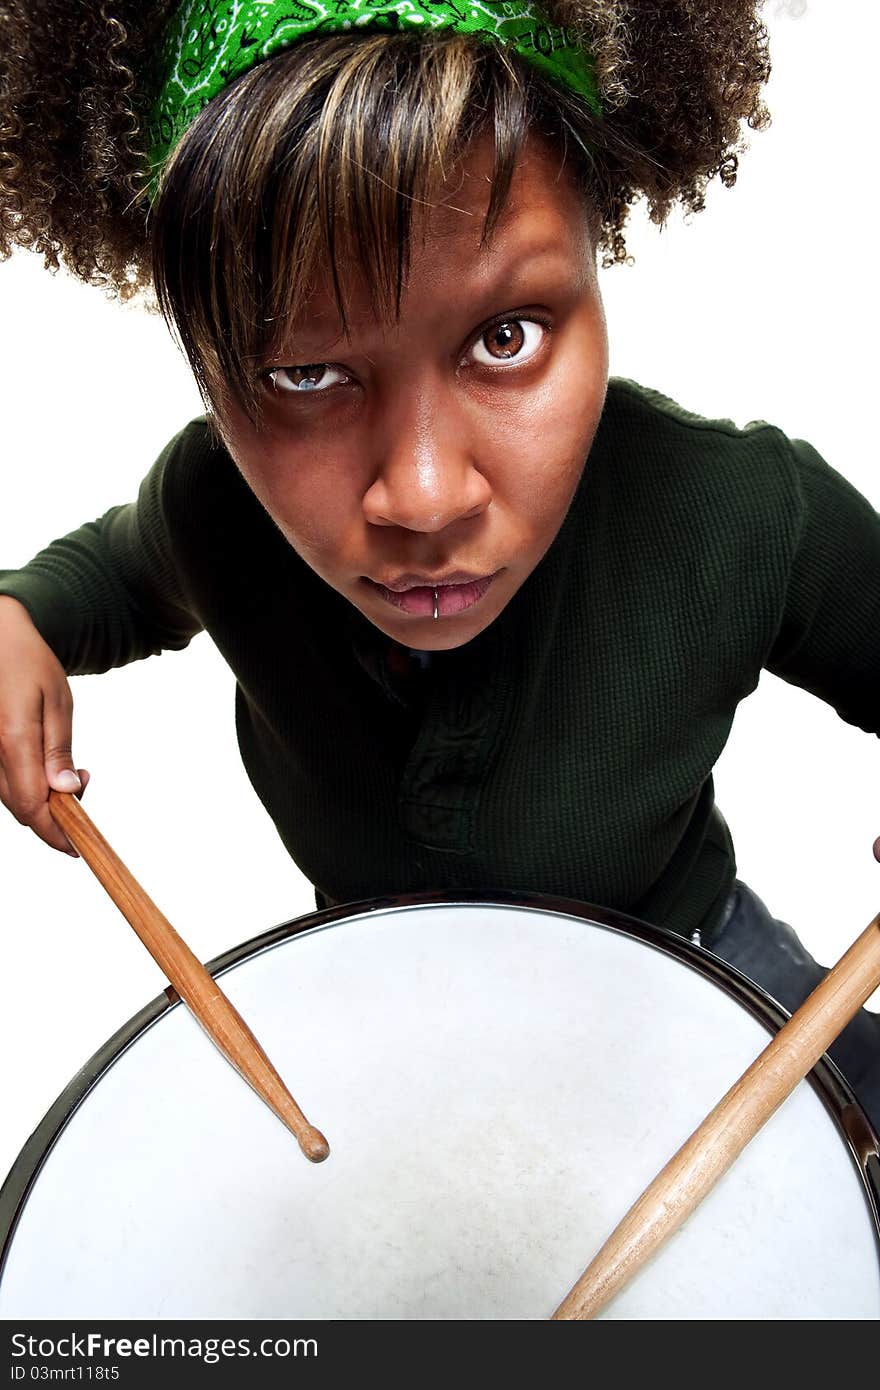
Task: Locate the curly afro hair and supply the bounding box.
[0,2,770,416]
[0,3,770,284]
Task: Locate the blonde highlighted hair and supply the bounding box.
[0,2,771,418]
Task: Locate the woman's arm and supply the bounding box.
[0,425,203,849]
[0,426,204,674]
[765,437,880,736]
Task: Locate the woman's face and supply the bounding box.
[219,133,609,650]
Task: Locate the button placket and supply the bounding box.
[397,634,507,853]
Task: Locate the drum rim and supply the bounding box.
[2,888,878,1295]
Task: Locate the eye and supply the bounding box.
[467,319,546,368]
[266,363,349,393]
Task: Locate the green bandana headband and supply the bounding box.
[147,0,601,179]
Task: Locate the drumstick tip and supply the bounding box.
[300,1126,331,1163]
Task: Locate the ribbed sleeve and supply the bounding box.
[766,437,880,734]
[0,426,204,673]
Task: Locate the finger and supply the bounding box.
[0,738,75,855]
[0,698,51,823]
[873,836,880,863]
[0,697,76,855]
[75,768,91,799]
[43,685,80,795]
[41,689,83,854]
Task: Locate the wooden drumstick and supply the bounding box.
[552,909,880,1320]
[49,790,330,1164]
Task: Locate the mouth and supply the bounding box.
[365,571,500,619]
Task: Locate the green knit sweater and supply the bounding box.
[2,378,878,937]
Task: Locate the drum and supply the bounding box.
[1,894,878,1320]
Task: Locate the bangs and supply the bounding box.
[150,33,597,423]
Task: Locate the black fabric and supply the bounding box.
[2,378,879,939]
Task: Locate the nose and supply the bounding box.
[362,382,492,532]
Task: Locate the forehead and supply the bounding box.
[425,129,589,246]
[285,133,594,352]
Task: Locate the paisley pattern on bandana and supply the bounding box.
[147,0,601,177]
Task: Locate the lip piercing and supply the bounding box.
[432,587,440,621]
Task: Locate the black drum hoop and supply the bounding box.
[2,889,878,1290]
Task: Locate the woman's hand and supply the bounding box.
[0,595,89,854]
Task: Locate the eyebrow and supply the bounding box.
[266,241,582,363]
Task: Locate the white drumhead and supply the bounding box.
[1,901,877,1319]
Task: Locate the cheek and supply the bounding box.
[515,453,586,551]
[490,349,605,526]
[234,441,362,559]
[537,313,607,489]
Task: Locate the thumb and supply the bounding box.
[48,767,82,794]
[43,696,81,795]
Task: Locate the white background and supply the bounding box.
[0,0,878,1186]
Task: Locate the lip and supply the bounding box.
[375,571,489,592]
[365,570,500,618]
